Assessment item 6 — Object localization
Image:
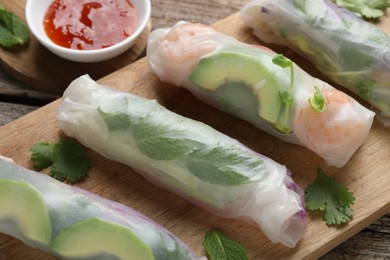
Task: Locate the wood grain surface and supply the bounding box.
[1,6,390,260]
[0,0,389,259]
[0,0,152,94]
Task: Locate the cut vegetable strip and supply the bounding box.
[241,0,390,123]
[57,75,307,248]
[0,157,200,259]
[146,21,375,168]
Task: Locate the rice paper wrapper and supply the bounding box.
[57,75,308,247]
[147,21,375,168]
[241,0,390,122]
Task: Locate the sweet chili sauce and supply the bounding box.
[44,0,138,50]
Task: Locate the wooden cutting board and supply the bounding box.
[1,11,390,260]
[0,0,151,94]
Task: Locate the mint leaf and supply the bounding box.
[187,146,261,185]
[305,168,355,225]
[99,102,206,161]
[308,86,328,112]
[187,146,265,185]
[98,108,132,131]
[97,98,132,131]
[339,46,376,70]
[132,117,205,160]
[98,105,265,185]
[0,5,29,48]
[203,229,248,260]
[30,139,90,183]
[100,107,195,161]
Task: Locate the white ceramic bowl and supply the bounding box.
[25,0,151,63]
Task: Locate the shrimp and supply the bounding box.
[293,88,374,167]
[147,22,220,86]
[147,21,375,168]
[162,23,219,62]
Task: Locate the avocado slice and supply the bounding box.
[0,179,52,245]
[189,51,287,127]
[51,217,155,260]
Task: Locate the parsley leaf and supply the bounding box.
[0,5,29,48]
[305,168,355,225]
[334,0,390,20]
[203,229,248,260]
[30,139,90,183]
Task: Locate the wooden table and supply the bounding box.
[0,0,388,259]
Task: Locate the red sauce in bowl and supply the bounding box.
[44,0,139,50]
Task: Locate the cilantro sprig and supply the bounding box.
[203,229,248,260]
[0,5,29,48]
[30,139,90,183]
[305,168,355,225]
[334,0,390,20]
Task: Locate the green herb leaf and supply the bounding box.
[0,5,29,48]
[187,146,264,185]
[203,229,248,260]
[308,86,328,112]
[272,54,292,68]
[338,46,376,70]
[334,0,390,19]
[279,90,294,110]
[133,117,206,161]
[272,54,294,90]
[98,106,265,186]
[30,139,90,183]
[98,101,206,161]
[305,168,355,225]
[272,54,295,133]
[271,90,294,133]
[356,79,376,97]
[98,108,132,131]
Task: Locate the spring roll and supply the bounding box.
[241,0,390,123]
[0,156,200,259]
[146,21,375,168]
[57,75,307,248]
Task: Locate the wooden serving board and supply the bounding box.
[0,0,151,94]
[1,12,390,260]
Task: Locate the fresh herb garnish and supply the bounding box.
[0,5,29,48]
[187,146,263,185]
[308,86,328,112]
[305,168,355,225]
[334,0,390,20]
[272,54,294,133]
[30,139,90,183]
[203,229,248,260]
[272,54,294,91]
[132,117,205,161]
[98,103,265,186]
[338,46,376,70]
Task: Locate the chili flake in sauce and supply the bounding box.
[44,0,138,50]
